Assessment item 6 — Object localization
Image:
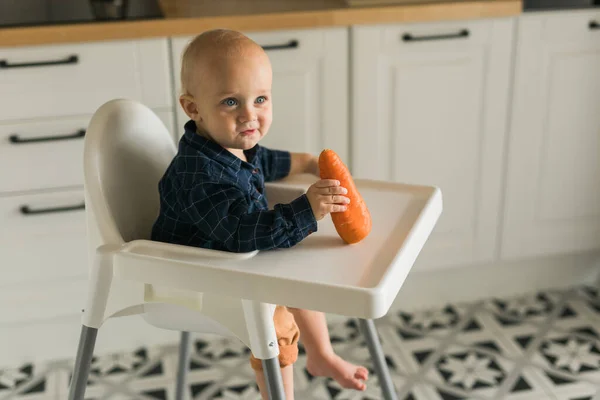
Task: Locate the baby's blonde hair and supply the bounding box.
[180,29,263,95]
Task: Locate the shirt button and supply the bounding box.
[252,168,259,174]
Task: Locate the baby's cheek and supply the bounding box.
[222,116,237,131]
[259,112,272,129]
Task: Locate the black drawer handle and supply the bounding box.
[9,129,85,144]
[261,40,299,51]
[0,54,79,69]
[590,21,599,30]
[402,29,470,42]
[20,202,85,216]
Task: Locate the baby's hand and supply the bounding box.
[306,179,350,221]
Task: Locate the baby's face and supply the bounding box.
[191,51,273,152]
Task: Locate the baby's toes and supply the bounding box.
[351,378,366,391]
[355,367,369,381]
[342,379,367,390]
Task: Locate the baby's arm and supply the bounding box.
[184,182,317,253]
[289,153,319,177]
[260,146,318,182]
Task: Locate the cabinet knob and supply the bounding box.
[20,202,85,216]
[0,54,79,69]
[261,40,299,51]
[402,29,470,42]
[9,129,86,145]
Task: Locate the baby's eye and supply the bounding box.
[256,96,267,104]
[222,98,238,107]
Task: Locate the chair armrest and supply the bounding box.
[119,239,257,262]
[113,239,264,297]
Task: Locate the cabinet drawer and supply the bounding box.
[0,38,172,121]
[0,188,87,287]
[371,19,493,51]
[0,116,87,193]
[541,10,600,42]
[246,28,334,61]
[0,110,174,193]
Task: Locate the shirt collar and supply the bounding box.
[182,120,260,170]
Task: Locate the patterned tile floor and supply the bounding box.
[2,285,600,399]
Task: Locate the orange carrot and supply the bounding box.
[318,149,372,244]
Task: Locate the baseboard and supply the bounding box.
[389,251,600,311]
[0,314,179,370]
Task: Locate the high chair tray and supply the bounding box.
[117,176,442,319]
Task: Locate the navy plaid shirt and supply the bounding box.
[151,120,317,253]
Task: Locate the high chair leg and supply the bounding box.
[175,331,191,400]
[262,357,285,400]
[68,325,98,400]
[241,300,285,399]
[68,245,117,399]
[358,319,398,400]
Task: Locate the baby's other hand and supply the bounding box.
[307,155,320,177]
[306,179,350,221]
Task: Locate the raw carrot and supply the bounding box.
[318,149,372,244]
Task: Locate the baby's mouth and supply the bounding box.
[239,128,258,136]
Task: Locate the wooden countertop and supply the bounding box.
[0,0,521,48]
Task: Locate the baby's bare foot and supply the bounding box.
[306,352,369,391]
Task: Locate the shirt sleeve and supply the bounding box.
[259,147,291,182]
[183,181,317,252]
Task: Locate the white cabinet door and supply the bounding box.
[170,28,349,161]
[501,10,600,259]
[352,18,514,269]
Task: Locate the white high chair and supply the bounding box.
[67,99,442,400]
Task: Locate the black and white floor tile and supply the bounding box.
[3,285,600,399]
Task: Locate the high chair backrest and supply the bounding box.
[84,99,177,249]
[82,99,249,333]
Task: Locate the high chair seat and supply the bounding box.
[67,99,442,400]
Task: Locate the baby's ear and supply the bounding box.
[180,94,201,121]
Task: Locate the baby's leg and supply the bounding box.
[288,308,369,391]
[254,365,294,400]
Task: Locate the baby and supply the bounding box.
[151,29,368,398]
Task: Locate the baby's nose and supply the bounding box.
[239,109,257,122]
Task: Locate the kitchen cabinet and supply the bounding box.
[501,10,600,259]
[351,18,515,269]
[170,27,349,161]
[0,37,176,366]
